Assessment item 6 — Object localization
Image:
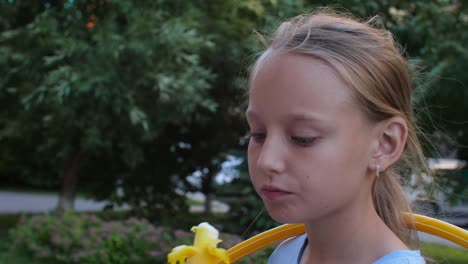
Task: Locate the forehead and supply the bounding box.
[248,51,358,122]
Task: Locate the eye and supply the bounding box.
[291,136,317,146]
[249,132,266,143]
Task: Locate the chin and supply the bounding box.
[265,205,302,224]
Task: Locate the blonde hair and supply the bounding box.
[250,10,430,247]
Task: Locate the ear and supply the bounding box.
[369,116,408,172]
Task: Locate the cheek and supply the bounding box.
[339,129,371,170]
[247,142,260,182]
[295,133,369,187]
[247,141,256,168]
[321,137,370,193]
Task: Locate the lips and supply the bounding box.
[261,185,293,200]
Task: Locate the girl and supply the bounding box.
[246,11,428,264]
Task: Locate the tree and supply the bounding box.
[0,0,217,210]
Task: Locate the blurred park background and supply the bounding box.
[0,0,467,263]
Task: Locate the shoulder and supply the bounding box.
[267,234,307,264]
[373,250,426,264]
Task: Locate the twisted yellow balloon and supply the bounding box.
[226,213,468,263]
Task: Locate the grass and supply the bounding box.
[0,213,21,237]
[422,243,468,264]
[0,234,30,264]
[0,252,33,264]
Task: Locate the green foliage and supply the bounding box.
[0,0,225,212]
[433,170,468,205]
[10,212,168,263]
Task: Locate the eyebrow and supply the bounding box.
[288,112,325,123]
[245,109,325,123]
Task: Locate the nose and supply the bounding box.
[256,135,286,175]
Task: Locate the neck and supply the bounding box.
[301,194,408,264]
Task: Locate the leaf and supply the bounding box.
[129,106,147,127]
[43,52,66,66]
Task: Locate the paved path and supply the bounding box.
[0,191,108,213]
[185,192,230,213]
[0,191,464,248]
[0,191,228,214]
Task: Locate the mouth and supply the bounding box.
[261,185,293,201]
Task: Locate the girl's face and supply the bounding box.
[247,52,377,224]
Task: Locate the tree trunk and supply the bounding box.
[57,149,86,211]
[204,192,213,215]
[201,169,215,215]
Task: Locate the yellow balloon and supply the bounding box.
[227,213,468,263]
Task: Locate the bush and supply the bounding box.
[8,212,272,264]
[10,212,170,263]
